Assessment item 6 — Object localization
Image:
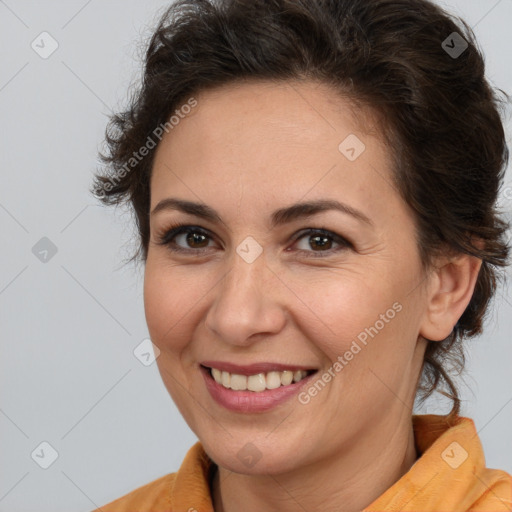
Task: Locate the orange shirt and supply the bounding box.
[94,414,511,511]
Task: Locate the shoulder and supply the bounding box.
[92,472,176,512]
[470,467,512,510]
[90,441,214,512]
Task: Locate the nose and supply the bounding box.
[204,249,287,347]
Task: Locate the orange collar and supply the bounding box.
[169,415,511,511]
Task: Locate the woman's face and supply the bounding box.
[144,80,431,474]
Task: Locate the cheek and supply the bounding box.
[289,263,421,374]
[143,260,201,412]
[143,258,199,353]
[144,245,423,364]
[292,271,395,344]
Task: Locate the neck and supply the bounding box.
[211,416,418,512]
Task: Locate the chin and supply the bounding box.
[201,436,308,476]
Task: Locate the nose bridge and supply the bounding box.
[227,252,262,303]
[205,247,285,344]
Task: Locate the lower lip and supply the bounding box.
[200,365,317,413]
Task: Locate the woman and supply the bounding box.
[91,0,512,510]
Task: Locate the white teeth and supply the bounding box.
[265,371,282,390]
[247,373,266,392]
[230,374,247,390]
[281,370,294,386]
[209,368,311,391]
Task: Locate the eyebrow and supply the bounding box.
[150,198,373,228]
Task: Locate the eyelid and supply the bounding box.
[289,228,353,257]
[155,222,352,256]
[155,223,217,251]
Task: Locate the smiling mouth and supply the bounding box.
[201,365,317,392]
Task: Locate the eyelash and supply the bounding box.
[155,222,353,258]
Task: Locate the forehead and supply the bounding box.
[165,79,378,151]
[150,80,397,222]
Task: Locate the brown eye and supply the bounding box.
[291,228,352,257]
[157,224,216,253]
[182,231,210,249]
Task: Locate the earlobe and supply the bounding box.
[419,253,483,342]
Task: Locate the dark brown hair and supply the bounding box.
[92,0,510,417]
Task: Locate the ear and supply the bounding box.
[419,252,483,342]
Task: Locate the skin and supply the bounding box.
[144,79,482,512]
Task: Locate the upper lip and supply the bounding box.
[201,361,317,376]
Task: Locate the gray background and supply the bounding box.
[0,1,511,511]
